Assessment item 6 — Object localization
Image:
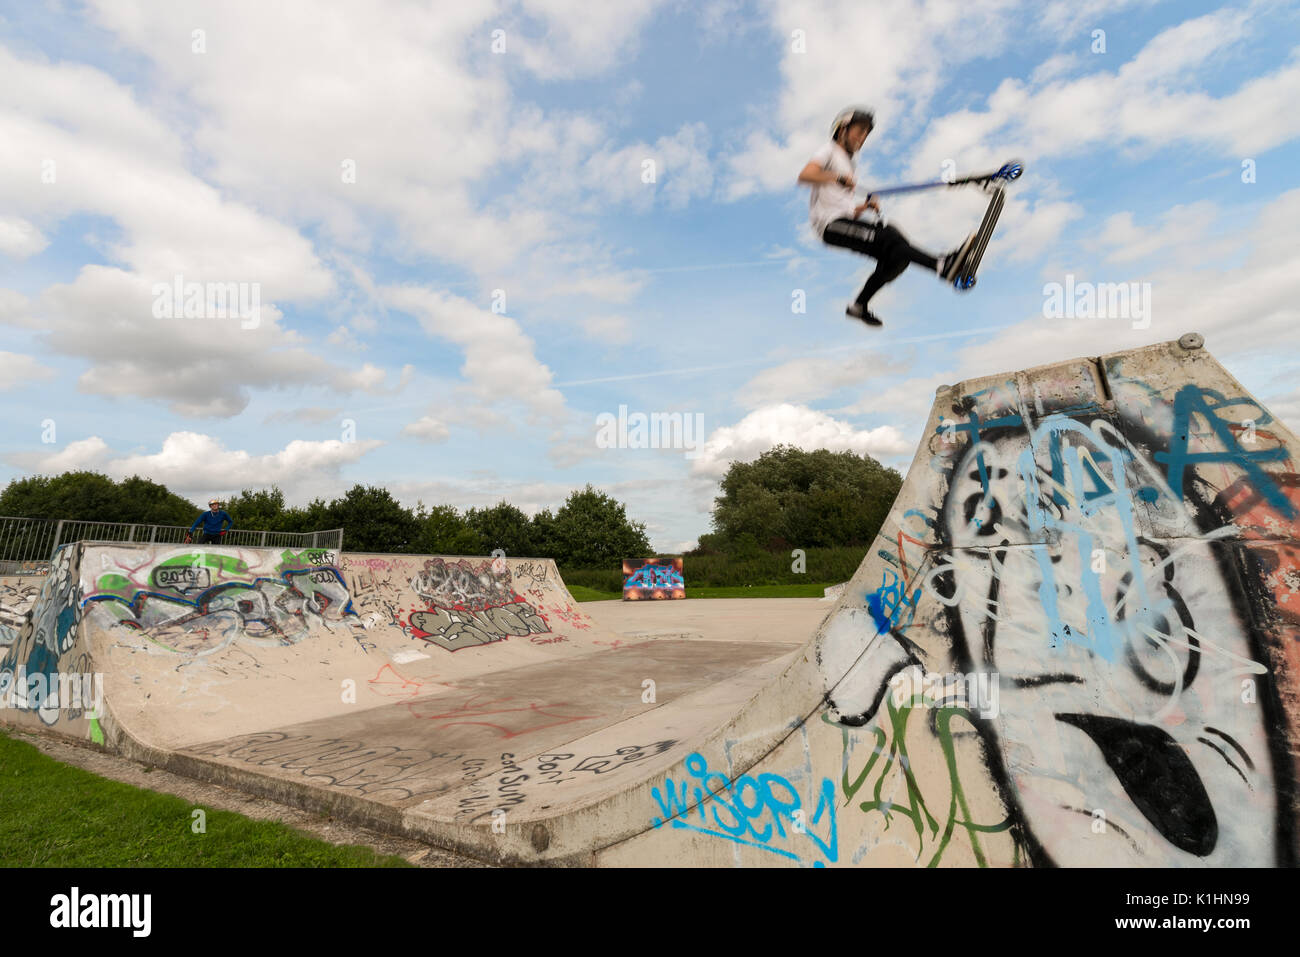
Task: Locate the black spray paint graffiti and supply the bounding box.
[400,558,568,652]
[453,742,681,821]
[512,561,551,588]
[89,564,354,655]
[0,579,41,646]
[408,600,558,652]
[571,741,677,774]
[183,731,470,803]
[411,558,516,611]
[343,556,579,651]
[0,545,91,728]
[822,374,1296,867]
[184,733,681,815]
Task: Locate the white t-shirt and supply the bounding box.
[807,140,859,237]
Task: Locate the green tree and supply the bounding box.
[327,485,421,552]
[279,498,334,535]
[530,507,557,558]
[414,504,485,555]
[0,471,197,524]
[464,501,534,556]
[115,476,200,524]
[223,487,288,530]
[550,485,651,568]
[709,445,901,550]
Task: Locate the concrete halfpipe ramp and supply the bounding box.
[2,335,1298,866]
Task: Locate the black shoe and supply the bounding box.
[940,233,976,282]
[846,303,883,326]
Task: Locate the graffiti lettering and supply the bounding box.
[651,752,837,866]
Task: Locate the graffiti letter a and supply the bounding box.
[1154,385,1294,519]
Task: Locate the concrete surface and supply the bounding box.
[583,596,830,642]
[3,336,1298,867]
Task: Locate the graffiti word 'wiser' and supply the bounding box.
[651,752,837,866]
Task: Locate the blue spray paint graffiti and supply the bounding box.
[624,564,684,590]
[864,568,920,638]
[0,544,91,726]
[1155,384,1294,519]
[651,752,838,866]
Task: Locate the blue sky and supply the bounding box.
[2,0,1299,551]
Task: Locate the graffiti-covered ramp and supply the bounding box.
[388,335,1298,866]
[6,335,1297,867]
[0,546,804,861]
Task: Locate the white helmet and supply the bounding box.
[831,106,876,140]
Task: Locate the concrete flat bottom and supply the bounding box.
[178,637,800,822]
[583,596,832,642]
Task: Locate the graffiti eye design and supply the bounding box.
[1056,713,1217,856]
[1114,541,1200,696]
[961,493,1003,536]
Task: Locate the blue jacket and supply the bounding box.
[190,509,233,536]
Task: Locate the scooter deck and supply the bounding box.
[954,186,1006,291]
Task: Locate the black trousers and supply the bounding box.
[823,219,939,306]
[197,532,224,544]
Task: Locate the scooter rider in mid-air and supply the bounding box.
[798,106,974,327]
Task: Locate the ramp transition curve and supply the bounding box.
[2,335,1297,866]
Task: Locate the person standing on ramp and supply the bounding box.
[186,499,233,545]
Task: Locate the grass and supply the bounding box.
[567,584,622,602]
[686,583,832,599]
[0,731,412,867]
[569,582,836,601]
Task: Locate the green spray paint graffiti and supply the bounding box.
[830,697,1015,867]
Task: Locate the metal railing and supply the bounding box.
[0,516,344,567]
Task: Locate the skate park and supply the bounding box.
[3,336,1297,867]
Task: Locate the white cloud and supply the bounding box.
[36,267,391,417]
[723,0,1024,199]
[262,407,343,426]
[839,371,956,423]
[402,416,451,443]
[514,0,667,80]
[1037,0,1160,35]
[7,431,384,495]
[0,352,56,391]
[382,475,580,518]
[0,217,47,258]
[326,324,367,350]
[1263,386,1300,434]
[955,188,1300,378]
[0,2,718,429]
[0,43,415,417]
[690,403,913,479]
[907,9,1300,176]
[0,289,31,326]
[1089,202,1219,264]
[8,436,111,474]
[383,284,567,424]
[737,352,899,406]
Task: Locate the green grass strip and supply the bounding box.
[0,731,411,868]
[569,583,836,602]
[685,583,834,599]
